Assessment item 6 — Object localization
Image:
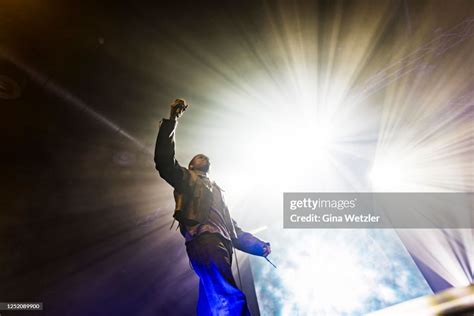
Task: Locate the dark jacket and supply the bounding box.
[154,119,268,256]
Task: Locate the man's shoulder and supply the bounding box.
[212,182,225,192]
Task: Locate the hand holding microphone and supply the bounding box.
[262,242,277,268]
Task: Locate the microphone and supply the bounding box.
[265,257,277,269]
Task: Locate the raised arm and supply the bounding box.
[231,218,271,257]
[154,99,190,191]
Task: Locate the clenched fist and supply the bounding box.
[170,98,188,120]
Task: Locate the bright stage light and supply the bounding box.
[369,163,404,189]
[252,230,431,315]
[209,74,357,197]
[161,2,474,314]
[280,237,374,314]
[369,153,409,191]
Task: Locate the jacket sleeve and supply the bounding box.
[154,118,190,192]
[231,218,269,257]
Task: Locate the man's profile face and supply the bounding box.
[189,154,210,172]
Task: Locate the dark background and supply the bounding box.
[1,1,272,315]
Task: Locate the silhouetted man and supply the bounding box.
[154,99,271,316]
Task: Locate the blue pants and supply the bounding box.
[186,233,251,316]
